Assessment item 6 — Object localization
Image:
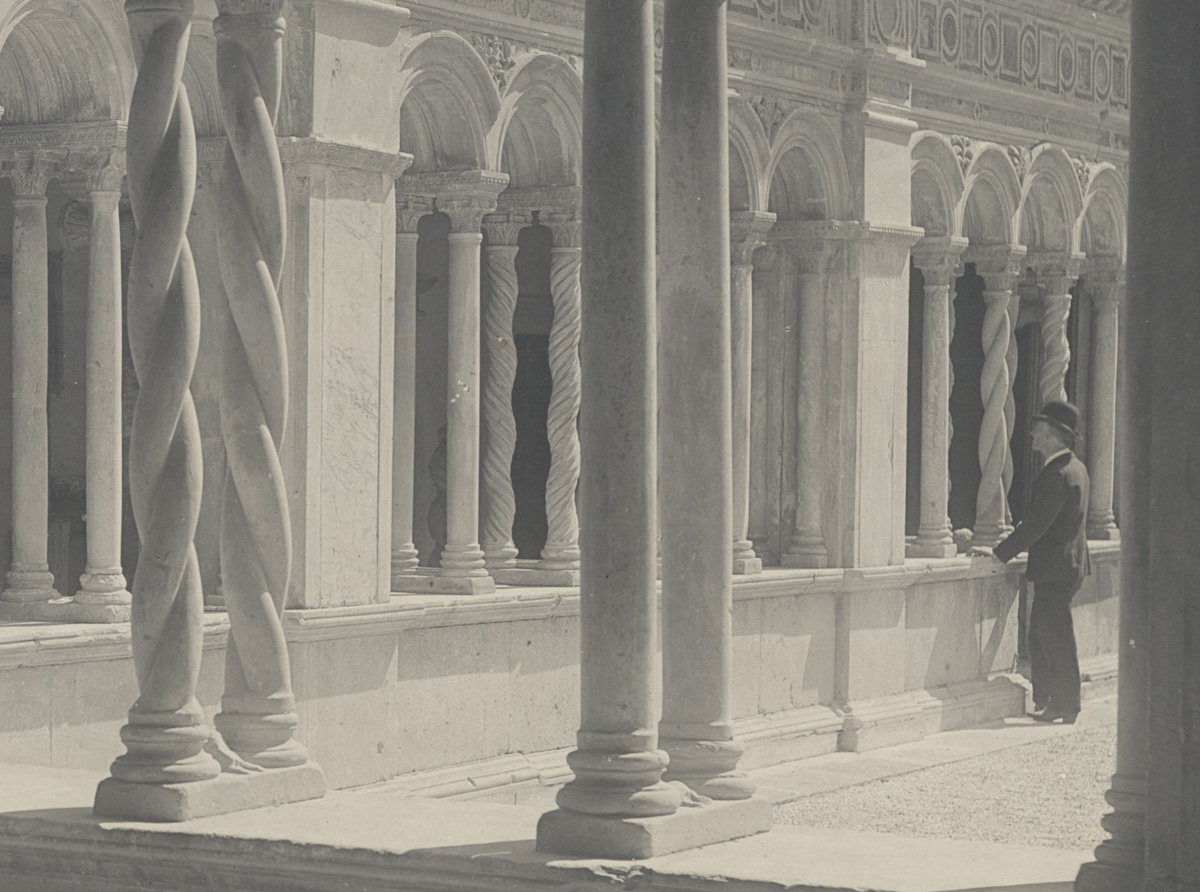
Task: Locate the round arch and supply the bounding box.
[961,143,1021,245]
[396,31,501,173]
[764,109,849,221]
[910,131,965,237]
[0,0,133,125]
[493,52,581,188]
[1019,144,1085,253]
[1080,165,1128,263]
[727,96,770,212]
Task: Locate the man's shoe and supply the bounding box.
[1033,708,1078,724]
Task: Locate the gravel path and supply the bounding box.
[773,722,1116,851]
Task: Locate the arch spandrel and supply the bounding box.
[0,0,134,125]
[397,30,501,174]
[1081,165,1128,264]
[961,143,1021,246]
[910,131,965,238]
[764,108,849,222]
[728,96,769,213]
[493,52,581,188]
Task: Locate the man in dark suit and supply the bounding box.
[969,400,1091,724]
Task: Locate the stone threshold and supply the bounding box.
[0,542,1120,662]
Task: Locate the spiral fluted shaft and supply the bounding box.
[975,290,1013,545]
[113,0,218,784]
[1040,294,1073,406]
[1002,298,1019,526]
[212,1,303,767]
[542,246,582,565]
[481,245,519,566]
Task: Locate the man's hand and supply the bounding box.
[967,545,997,560]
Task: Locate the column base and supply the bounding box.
[1086,526,1121,541]
[94,761,326,822]
[906,539,957,559]
[732,557,762,575]
[1,565,59,604]
[781,550,827,569]
[392,568,496,595]
[490,559,580,587]
[537,796,772,859]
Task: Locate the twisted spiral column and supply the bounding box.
[210,0,305,767]
[1002,291,1021,528]
[1032,253,1083,408]
[909,237,967,557]
[729,211,774,574]
[0,155,59,611]
[105,0,220,786]
[542,216,583,569]
[479,215,523,568]
[969,247,1024,547]
[1085,262,1123,540]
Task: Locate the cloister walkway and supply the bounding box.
[0,688,1116,892]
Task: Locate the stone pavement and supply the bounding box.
[0,692,1117,892]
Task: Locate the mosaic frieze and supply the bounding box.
[728,0,840,41]
[903,0,1128,106]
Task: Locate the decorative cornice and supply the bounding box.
[278,137,411,176]
[495,186,580,214]
[0,121,125,151]
[399,169,510,199]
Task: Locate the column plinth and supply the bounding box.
[908,237,967,559]
[965,246,1025,548]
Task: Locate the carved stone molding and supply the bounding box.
[729,210,776,264]
[278,137,412,177]
[0,120,125,151]
[496,185,580,214]
[482,210,532,246]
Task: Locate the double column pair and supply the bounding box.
[0,151,131,623]
[392,175,507,595]
[537,0,770,859]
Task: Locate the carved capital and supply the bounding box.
[729,210,776,264]
[401,170,509,233]
[482,210,532,246]
[438,194,499,233]
[542,212,582,248]
[396,194,434,234]
[911,235,969,288]
[3,151,63,198]
[61,146,126,196]
[963,244,1027,292]
[1029,251,1086,297]
[1084,257,1125,309]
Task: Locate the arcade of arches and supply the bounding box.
[0,0,1181,887]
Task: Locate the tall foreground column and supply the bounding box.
[391,193,427,587]
[75,157,134,621]
[1080,7,1200,889]
[729,211,774,576]
[1085,261,1122,541]
[0,156,58,613]
[211,0,315,774]
[538,0,684,856]
[966,246,1024,547]
[96,0,222,811]
[908,237,967,558]
[658,0,751,801]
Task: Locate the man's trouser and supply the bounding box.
[1028,579,1083,713]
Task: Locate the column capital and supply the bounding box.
[771,220,847,274]
[1029,250,1086,296]
[911,235,969,287]
[1084,257,1126,308]
[3,150,64,199]
[482,209,532,247]
[61,146,126,196]
[963,244,1027,292]
[395,194,433,234]
[399,169,509,233]
[729,210,776,264]
[542,211,582,248]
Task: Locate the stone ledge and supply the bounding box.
[536,797,773,860]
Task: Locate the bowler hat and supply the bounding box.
[1033,399,1081,442]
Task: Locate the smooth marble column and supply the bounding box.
[541,214,583,574]
[1085,262,1122,541]
[480,213,524,570]
[658,0,751,801]
[438,196,496,593]
[909,237,967,558]
[1,161,58,610]
[782,239,835,568]
[729,211,774,576]
[1032,252,1084,407]
[966,246,1025,547]
[542,0,681,832]
[391,196,428,586]
[76,174,133,620]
